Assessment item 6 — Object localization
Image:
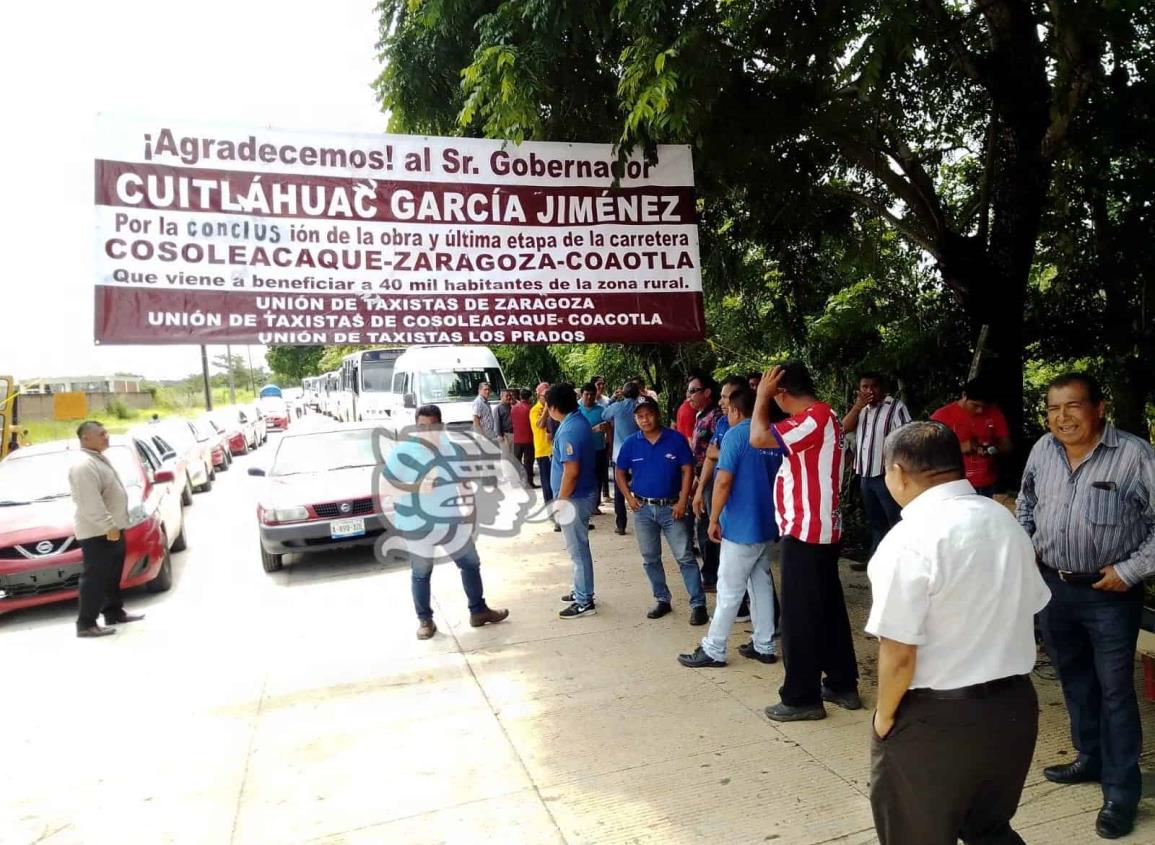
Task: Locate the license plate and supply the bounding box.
[330,518,365,539]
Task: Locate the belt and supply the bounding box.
[1039,564,1100,586]
[633,495,678,506]
[907,674,1028,701]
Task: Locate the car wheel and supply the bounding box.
[197,475,213,493]
[260,542,283,573]
[181,480,194,506]
[146,541,173,593]
[171,519,188,552]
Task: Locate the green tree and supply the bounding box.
[265,345,325,385]
[375,0,1135,439]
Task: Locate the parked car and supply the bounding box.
[0,435,187,616]
[193,415,232,472]
[259,396,291,432]
[210,408,256,455]
[246,404,268,445]
[249,422,391,572]
[132,425,196,506]
[150,420,215,494]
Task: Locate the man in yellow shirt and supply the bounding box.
[532,381,554,500]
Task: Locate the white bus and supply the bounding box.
[332,348,406,423]
[301,376,323,411]
[319,370,341,416]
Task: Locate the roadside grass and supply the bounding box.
[16,387,258,445]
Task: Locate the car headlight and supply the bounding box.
[260,506,309,525]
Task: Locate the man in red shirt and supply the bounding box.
[511,389,535,487]
[751,361,861,722]
[675,391,696,441]
[930,378,1012,496]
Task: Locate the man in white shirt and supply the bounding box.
[841,372,911,571]
[867,421,1050,845]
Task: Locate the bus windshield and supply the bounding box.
[361,360,395,392]
[417,368,505,403]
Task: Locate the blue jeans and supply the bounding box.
[537,457,554,501]
[1038,569,1144,806]
[702,539,778,661]
[410,542,487,621]
[633,503,705,608]
[561,491,598,605]
[860,475,901,558]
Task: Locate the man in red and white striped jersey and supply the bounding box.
[751,361,862,721]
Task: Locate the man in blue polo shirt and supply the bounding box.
[679,387,782,667]
[616,397,708,625]
[548,383,601,619]
[599,381,642,535]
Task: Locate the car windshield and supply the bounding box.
[270,428,385,476]
[0,445,139,504]
[417,368,505,403]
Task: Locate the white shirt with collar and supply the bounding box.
[866,478,1051,690]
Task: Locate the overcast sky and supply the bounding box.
[1,0,386,381]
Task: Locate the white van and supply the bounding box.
[380,346,507,430]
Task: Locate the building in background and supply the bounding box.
[19,374,144,394]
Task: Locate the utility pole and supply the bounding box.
[226,343,237,405]
[246,345,257,393]
[200,345,213,411]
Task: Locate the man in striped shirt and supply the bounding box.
[751,361,861,721]
[842,373,911,571]
[1017,372,1155,841]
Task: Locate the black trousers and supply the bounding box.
[778,537,858,706]
[613,462,629,531]
[595,449,609,500]
[694,477,720,587]
[513,443,535,486]
[870,676,1038,845]
[77,536,126,628]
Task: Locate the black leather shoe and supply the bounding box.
[104,612,145,624]
[738,642,777,664]
[1095,802,1136,839]
[821,685,864,711]
[1044,758,1101,785]
[689,606,709,626]
[77,625,116,638]
[647,601,673,619]
[677,646,725,668]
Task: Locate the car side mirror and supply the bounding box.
[403,393,416,409]
[154,469,176,484]
[248,467,266,477]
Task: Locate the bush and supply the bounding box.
[104,399,135,420]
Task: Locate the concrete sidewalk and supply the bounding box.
[5,483,1154,844]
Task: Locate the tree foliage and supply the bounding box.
[374,0,1153,443]
[265,346,325,385]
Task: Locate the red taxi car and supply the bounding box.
[0,436,187,616]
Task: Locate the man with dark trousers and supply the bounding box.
[867,421,1049,845]
[68,421,144,638]
[616,397,707,625]
[751,362,861,721]
[688,374,724,590]
[1018,373,1155,840]
[599,381,641,535]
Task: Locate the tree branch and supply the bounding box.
[830,185,943,260]
[1042,1,1100,159]
[921,0,989,88]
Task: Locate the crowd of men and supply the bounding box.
[66,361,1151,844]
[455,366,1155,843]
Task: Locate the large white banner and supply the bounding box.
[94,118,705,346]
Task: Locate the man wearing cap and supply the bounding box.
[867,421,1049,845]
[616,397,708,625]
